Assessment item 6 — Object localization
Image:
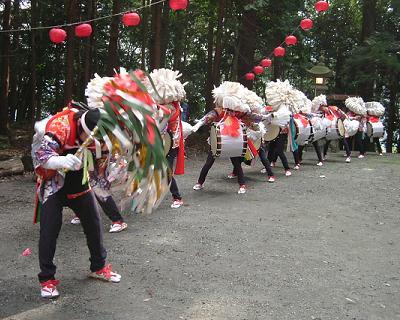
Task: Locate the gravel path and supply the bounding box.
[0,151,399,320]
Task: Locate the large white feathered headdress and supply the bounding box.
[365,101,385,116]
[240,88,264,113]
[212,81,250,113]
[85,73,114,110]
[300,98,313,114]
[146,68,187,104]
[311,95,327,112]
[345,97,366,115]
[265,80,304,114]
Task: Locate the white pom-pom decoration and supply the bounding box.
[85,74,113,109]
[265,80,304,114]
[212,81,250,113]
[311,95,327,112]
[147,68,187,104]
[365,102,385,116]
[345,97,366,115]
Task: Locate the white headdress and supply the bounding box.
[85,73,113,110]
[240,88,264,113]
[365,101,385,116]
[212,81,250,113]
[146,68,187,104]
[345,97,367,115]
[311,95,327,112]
[264,80,303,114]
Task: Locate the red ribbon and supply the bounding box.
[172,102,185,175]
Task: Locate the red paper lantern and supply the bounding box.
[169,0,188,11]
[122,12,141,27]
[315,1,329,12]
[49,28,67,44]
[274,46,286,57]
[285,35,297,46]
[245,72,255,81]
[75,23,92,38]
[300,18,313,30]
[253,66,264,75]
[261,58,272,68]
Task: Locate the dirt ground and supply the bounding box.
[0,150,399,320]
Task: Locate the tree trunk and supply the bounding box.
[84,0,95,85]
[204,3,215,111]
[160,1,170,68]
[212,0,226,86]
[150,0,162,69]
[31,0,38,124]
[359,0,377,101]
[106,0,121,75]
[64,0,78,106]
[385,73,399,154]
[141,0,149,69]
[237,0,258,89]
[0,0,11,135]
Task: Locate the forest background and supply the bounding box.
[0,0,399,152]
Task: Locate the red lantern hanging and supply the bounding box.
[75,23,92,38]
[261,58,272,68]
[315,1,329,12]
[49,28,67,44]
[122,12,141,27]
[169,0,188,11]
[285,35,297,46]
[274,46,286,57]
[245,72,255,81]
[253,66,264,75]
[300,18,313,30]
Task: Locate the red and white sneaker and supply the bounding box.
[70,217,81,225]
[171,199,183,208]
[294,164,300,170]
[316,162,323,166]
[193,183,204,190]
[285,170,292,177]
[40,279,60,299]
[358,154,365,159]
[227,172,237,179]
[270,162,276,167]
[90,264,121,283]
[238,185,246,194]
[109,221,128,233]
[267,176,275,183]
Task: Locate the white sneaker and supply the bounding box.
[109,221,128,233]
[260,168,267,174]
[358,154,365,159]
[40,280,60,299]
[70,217,81,225]
[294,165,300,170]
[171,199,183,208]
[345,157,351,163]
[316,162,323,166]
[379,153,383,156]
[267,176,275,183]
[285,170,292,177]
[193,183,203,190]
[227,172,237,179]
[270,162,276,167]
[238,185,246,194]
[89,264,121,283]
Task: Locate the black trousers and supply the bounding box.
[38,189,107,283]
[258,146,274,176]
[356,132,366,155]
[268,134,290,170]
[374,138,382,154]
[94,193,124,223]
[198,151,245,185]
[323,138,351,157]
[166,147,182,200]
[297,141,323,163]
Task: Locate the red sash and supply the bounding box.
[171,102,185,175]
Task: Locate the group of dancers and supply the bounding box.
[31,69,385,299]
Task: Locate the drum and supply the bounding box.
[309,116,327,142]
[210,122,248,159]
[325,118,345,140]
[263,124,281,142]
[343,119,359,137]
[162,132,172,156]
[293,116,311,146]
[366,121,384,138]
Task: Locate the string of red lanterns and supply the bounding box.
[46,0,187,44]
[244,0,330,82]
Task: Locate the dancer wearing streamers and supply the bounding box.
[366,102,386,156]
[32,70,169,298]
[267,127,292,176]
[146,68,187,209]
[33,107,121,298]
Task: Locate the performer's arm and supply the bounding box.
[192,109,219,132]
